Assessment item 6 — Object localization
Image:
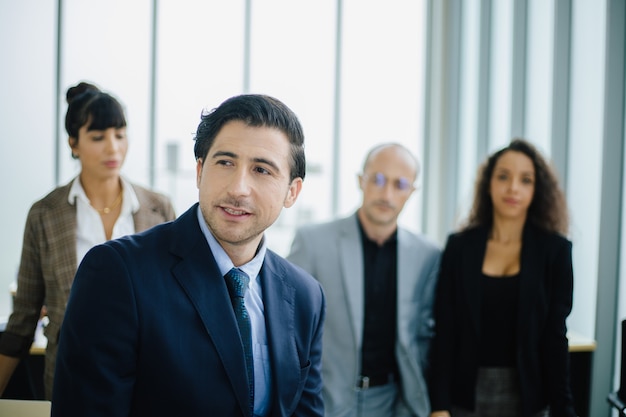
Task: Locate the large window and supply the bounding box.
[0,1,429,315]
[153,0,428,255]
[2,2,626,414]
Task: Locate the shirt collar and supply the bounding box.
[356,213,398,246]
[196,205,266,280]
[68,176,141,214]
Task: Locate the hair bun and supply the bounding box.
[66,82,100,104]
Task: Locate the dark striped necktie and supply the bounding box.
[224,268,254,414]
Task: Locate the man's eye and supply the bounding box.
[255,167,270,175]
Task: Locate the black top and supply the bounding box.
[478,272,520,367]
[358,219,399,379]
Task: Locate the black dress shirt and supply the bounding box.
[358,220,399,380]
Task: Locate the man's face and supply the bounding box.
[196,120,302,258]
[358,146,416,228]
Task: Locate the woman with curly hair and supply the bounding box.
[429,139,576,417]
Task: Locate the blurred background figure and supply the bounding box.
[0,82,176,400]
[429,138,576,417]
[288,143,441,417]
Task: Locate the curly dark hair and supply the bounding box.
[464,138,569,235]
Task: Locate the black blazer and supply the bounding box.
[429,224,576,417]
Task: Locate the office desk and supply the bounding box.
[29,345,45,356]
[568,331,596,417]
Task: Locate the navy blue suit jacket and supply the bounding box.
[52,204,325,417]
[429,224,576,417]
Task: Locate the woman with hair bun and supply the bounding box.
[0,81,176,399]
[429,138,576,417]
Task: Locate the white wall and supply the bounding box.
[0,1,56,318]
[59,0,154,187]
[566,0,607,338]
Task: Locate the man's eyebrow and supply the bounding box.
[211,150,237,159]
[211,151,281,173]
[254,157,280,173]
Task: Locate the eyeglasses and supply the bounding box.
[362,172,414,192]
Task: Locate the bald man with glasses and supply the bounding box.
[288,143,441,417]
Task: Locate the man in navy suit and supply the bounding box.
[52,94,326,417]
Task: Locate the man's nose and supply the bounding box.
[228,168,252,196]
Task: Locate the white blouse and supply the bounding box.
[68,176,140,267]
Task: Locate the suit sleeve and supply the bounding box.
[52,244,138,417]
[543,239,577,417]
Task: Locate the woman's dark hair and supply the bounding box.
[465,138,569,235]
[65,82,127,158]
[193,94,306,182]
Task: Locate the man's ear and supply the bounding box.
[196,158,203,188]
[357,174,365,191]
[284,177,303,208]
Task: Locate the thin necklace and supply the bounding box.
[94,190,123,214]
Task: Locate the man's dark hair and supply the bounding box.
[194,94,306,182]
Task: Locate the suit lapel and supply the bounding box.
[463,228,489,335]
[339,216,365,349]
[517,225,542,338]
[43,184,78,292]
[169,207,250,415]
[396,229,413,333]
[262,254,300,410]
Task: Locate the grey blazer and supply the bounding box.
[287,213,441,417]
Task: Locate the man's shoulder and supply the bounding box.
[267,249,308,273]
[295,214,355,236]
[266,250,322,289]
[398,227,441,253]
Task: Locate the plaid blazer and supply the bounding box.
[0,179,176,399]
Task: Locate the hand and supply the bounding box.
[430,411,451,417]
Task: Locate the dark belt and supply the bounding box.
[355,373,397,389]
